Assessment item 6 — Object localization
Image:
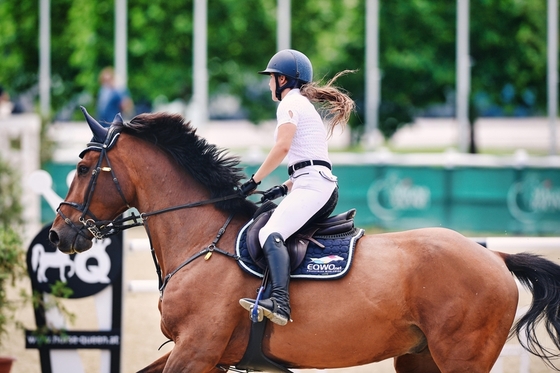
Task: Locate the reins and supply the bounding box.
[108,193,245,295]
[56,123,244,240]
[56,128,253,294]
[142,192,265,295]
[94,192,244,234]
[122,192,265,295]
[155,213,239,295]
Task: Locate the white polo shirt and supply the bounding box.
[275,89,330,167]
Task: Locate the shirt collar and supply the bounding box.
[285,88,301,97]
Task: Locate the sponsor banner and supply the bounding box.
[46,162,560,234]
[27,224,122,298]
[28,172,124,373]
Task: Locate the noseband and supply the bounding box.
[56,126,135,240]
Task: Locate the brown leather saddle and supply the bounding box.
[245,204,357,271]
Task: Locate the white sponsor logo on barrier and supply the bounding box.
[367,173,431,221]
[508,176,560,223]
[31,238,112,285]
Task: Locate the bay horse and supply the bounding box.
[49,108,560,373]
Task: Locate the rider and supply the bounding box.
[239,49,355,326]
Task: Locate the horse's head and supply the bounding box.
[50,108,258,254]
[49,107,133,254]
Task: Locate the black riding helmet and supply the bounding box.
[259,49,313,101]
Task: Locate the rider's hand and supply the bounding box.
[239,176,260,197]
[261,184,288,202]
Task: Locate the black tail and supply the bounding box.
[504,252,560,370]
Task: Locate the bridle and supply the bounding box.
[57,125,245,239]
[56,126,133,240]
[56,124,245,292]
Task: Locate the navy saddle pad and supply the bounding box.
[235,221,364,280]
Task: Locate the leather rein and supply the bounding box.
[56,127,246,294]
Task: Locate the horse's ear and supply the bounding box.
[112,113,124,125]
[80,106,108,143]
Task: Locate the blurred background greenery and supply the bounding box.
[0,0,550,140]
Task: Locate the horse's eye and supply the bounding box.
[77,165,89,176]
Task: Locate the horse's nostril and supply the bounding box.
[48,230,60,245]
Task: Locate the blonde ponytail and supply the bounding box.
[300,70,356,137]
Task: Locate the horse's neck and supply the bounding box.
[131,153,236,274]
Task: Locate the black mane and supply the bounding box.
[114,112,257,216]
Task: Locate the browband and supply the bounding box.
[79,128,121,158]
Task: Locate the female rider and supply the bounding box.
[239,49,355,326]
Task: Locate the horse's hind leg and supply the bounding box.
[394,350,440,373]
[136,351,170,373]
[417,320,509,373]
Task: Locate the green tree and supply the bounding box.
[0,158,25,347]
[0,0,40,102]
[0,0,553,140]
[376,1,456,139]
[470,0,547,116]
[291,0,365,132]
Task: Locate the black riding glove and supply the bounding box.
[261,184,288,202]
[239,176,260,197]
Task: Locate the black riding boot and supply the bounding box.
[240,232,291,326]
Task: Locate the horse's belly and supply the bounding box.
[264,253,421,367]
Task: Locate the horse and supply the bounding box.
[48,108,560,373]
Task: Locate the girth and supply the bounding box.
[245,206,357,271]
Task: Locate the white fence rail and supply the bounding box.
[0,114,41,241]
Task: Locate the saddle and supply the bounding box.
[235,205,361,373]
[245,201,357,271]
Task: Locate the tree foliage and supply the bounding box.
[0,157,25,348]
[0,0,553,139]
[0,158,22,226]
[470,0,547,116]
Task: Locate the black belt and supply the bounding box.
[288,160,332,176]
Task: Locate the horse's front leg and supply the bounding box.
[136,351,170,373]
[161,343,228,373]
[134,338,229,373]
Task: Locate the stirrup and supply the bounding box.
[239,298,290,326]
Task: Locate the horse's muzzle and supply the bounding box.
[49,225,94,254]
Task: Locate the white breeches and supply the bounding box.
[259,166,337,246]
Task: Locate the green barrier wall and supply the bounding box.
[43,162,560,235]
